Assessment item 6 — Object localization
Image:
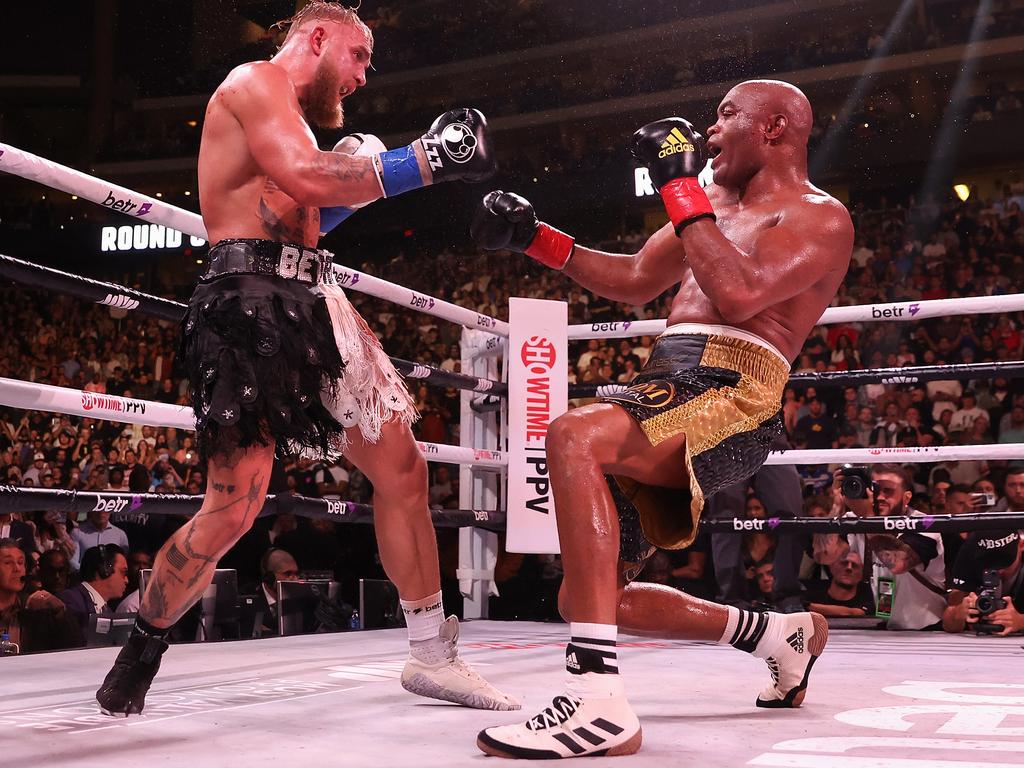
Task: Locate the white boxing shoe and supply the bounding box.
[755,611,828,708]
[401,615,521,710]
[477,688,641,759]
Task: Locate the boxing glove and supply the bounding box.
[319,133,387,235]
[632,118,715,234]
[471,190,575,270]
[377,108,495,198]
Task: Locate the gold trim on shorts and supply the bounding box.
[609,333,789,551]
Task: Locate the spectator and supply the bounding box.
[869,402,906,447]
[0,510,35,557]
[37,549,71,594]
[803,550,875,617]
[56,544,129,642]
[998,406,1024,443]
[794,398,837,449]
[0,538,77,654]
[948,391,987,433]
[750,560,775,608]
[254,547,301,636]
[992,467,1024,514]
[124,449,151,492]
[115,550,153,615]
[69,504,130,571]
[941,484,975,577]
[852,406,877,447]
[31,510,76,561]
[943,531,1024,635]
[22,451,48,485]
[838,464,947,630]
[428,465,456,509]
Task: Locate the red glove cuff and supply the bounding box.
[660,176,716,234]
[525,222,575,270]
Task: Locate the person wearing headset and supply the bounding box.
[57,544,129,642]
[255,547,301,636]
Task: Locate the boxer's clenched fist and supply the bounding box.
[420,108,496,184]
[632,117,715,234]
[471,190,575,270]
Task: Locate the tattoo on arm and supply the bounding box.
[311,151,378,185]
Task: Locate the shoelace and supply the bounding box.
[527,695,581,730]
[765,658,781,685]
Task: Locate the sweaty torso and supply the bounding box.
[666,183,846,361]
[198,66,320,247]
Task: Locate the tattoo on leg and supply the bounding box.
[140,470,268,624]
[166,543,188,571]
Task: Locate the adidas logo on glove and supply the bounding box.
[658,127,695,158]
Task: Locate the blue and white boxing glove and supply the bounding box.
[318,133,388,235]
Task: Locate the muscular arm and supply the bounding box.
[222,62,430,207]
[679,197,854,324]
[563,223,687,304]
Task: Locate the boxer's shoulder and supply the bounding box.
[216,61,293,107]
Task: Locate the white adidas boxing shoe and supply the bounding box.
[755,611,828,708]
[401,615,521,710]
[477,688,642,759]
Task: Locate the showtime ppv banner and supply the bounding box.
[506,298,568,554]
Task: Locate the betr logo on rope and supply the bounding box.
[102,190,150,214]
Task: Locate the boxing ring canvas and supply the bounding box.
[4,622,1022,767]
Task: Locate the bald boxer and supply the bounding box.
[97,1,516,716]
[472,79,853,758]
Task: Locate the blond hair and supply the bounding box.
[275,1,372,49]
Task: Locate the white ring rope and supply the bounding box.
[0,142,508,337]
[568,294,1024,341]
[3,376,1017,468]
[0,376,507,470]
[764,443,1024,465]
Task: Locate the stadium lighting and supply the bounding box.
[918,0,993,204]
[954,184,971,202]
[809,0,916,179]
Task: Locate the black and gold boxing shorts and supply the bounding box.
[603,325,789,562]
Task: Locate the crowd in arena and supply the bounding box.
[3,175,1024,652]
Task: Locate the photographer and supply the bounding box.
[942,531,1024,636]
[835,463,947,630]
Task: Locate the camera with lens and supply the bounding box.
[974,568,1004,635]
[840,464,877,500]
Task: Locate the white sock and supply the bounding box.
[401,591,444,642]
[718,607,785,659]
[565,622,623,699]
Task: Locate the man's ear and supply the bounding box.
[309,25,327,55]
[764,114,788,143]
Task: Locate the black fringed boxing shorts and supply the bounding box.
[180,239,415,459]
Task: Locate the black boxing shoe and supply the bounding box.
[96,632,169,716]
